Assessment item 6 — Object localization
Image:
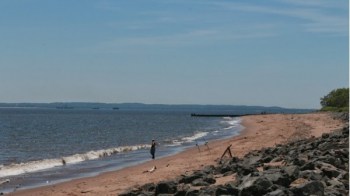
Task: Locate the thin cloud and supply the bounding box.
[210,1,348,36]
[84,25,276,53]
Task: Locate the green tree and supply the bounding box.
[320,88,349,112]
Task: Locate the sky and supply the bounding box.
[0,0,348,109]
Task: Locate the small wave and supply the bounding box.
[0,144,150,178]
[182,132,208,142]
[221,117,241,130]
[164,132,208,147]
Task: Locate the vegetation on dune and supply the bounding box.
[320,88,349,112]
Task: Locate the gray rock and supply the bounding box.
[262,169,291,187]
[300,161,315,171]
[326,178,345,189]
[242,154,263,167]
[155,180,177,194]
[185,189,200,196]
[299,170,323,181]
[215,185,237,196]
[224,183,240,195]
[290,180,324,196]
[264,189,286,196]
[202,165,216,174]
[191,178,210,186]
[140,182,156,192]
[179,172,204,184]
[119,189,141,196]
[316,162,343,178]
[236,164,259,176]
[282,165,300,181]
[239,176,273,196]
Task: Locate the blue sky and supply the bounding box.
[0,0,348,109]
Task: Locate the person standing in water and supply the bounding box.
[150,139,156,159]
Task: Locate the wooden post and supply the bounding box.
[219,144,233,163]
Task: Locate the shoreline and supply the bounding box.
[8,113,345,195]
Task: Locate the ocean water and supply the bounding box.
[0,108,243,193]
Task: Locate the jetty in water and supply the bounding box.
[190,113,255,117]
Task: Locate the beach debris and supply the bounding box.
[81,189,93,193]
[219,144,233,163]
[143,166,157,173]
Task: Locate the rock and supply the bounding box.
[324,187,348,196]
[326,178,345,189]
[299,170,323,181]
[239,176,273,196]
[119,189,141,196]
[178,172,204,184]
[220,163,234,174]
[300,161,315,171]
[242,154,263,167]
[185,189,200,196]
[236,164,259,176]
[202,165,216,174]
[282,165,300,181]
[140,182,156,192]
[315,155,338,166]
[262,169,291,187]
[264,189,286,196]
[315,162,343,178]
[174,186,189,196]
[191,178,210,186]
[224,183,240,195]
[290,180,324,196]
[155,181,177,194]
[214,185,238,196]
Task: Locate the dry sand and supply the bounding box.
[9,113,345,196]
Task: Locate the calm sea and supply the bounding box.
[0,107,243,193]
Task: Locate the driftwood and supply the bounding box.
[219,144,233,163]
[142,166,157,173]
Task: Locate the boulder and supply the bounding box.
[264,189,287,196]
[185,189,200,196]
[290,180,324,196]
[239,176,273,196]
[315,162,343,178]
[282,165,300,181]
[262,169,291,187]
[178,172,204,184]
[191,178,209,186]
[155,180,177,194]
[299,170,323,181]
[140,183,156,192]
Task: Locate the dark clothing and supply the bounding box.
[150,141,156,159]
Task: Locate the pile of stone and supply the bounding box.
[331,112,349,123]
[120,126,349,196]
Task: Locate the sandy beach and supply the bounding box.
[9,112,345,196]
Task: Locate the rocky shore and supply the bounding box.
[121,125,349,196]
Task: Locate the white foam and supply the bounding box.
[0,144,150,178]
[221,117,241,130]
[164,131,209,147]
[182,132,208,142]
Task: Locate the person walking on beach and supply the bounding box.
[150,139,156,159]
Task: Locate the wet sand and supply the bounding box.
[9,113,345,196]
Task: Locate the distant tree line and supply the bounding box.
[320,88,349,112]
